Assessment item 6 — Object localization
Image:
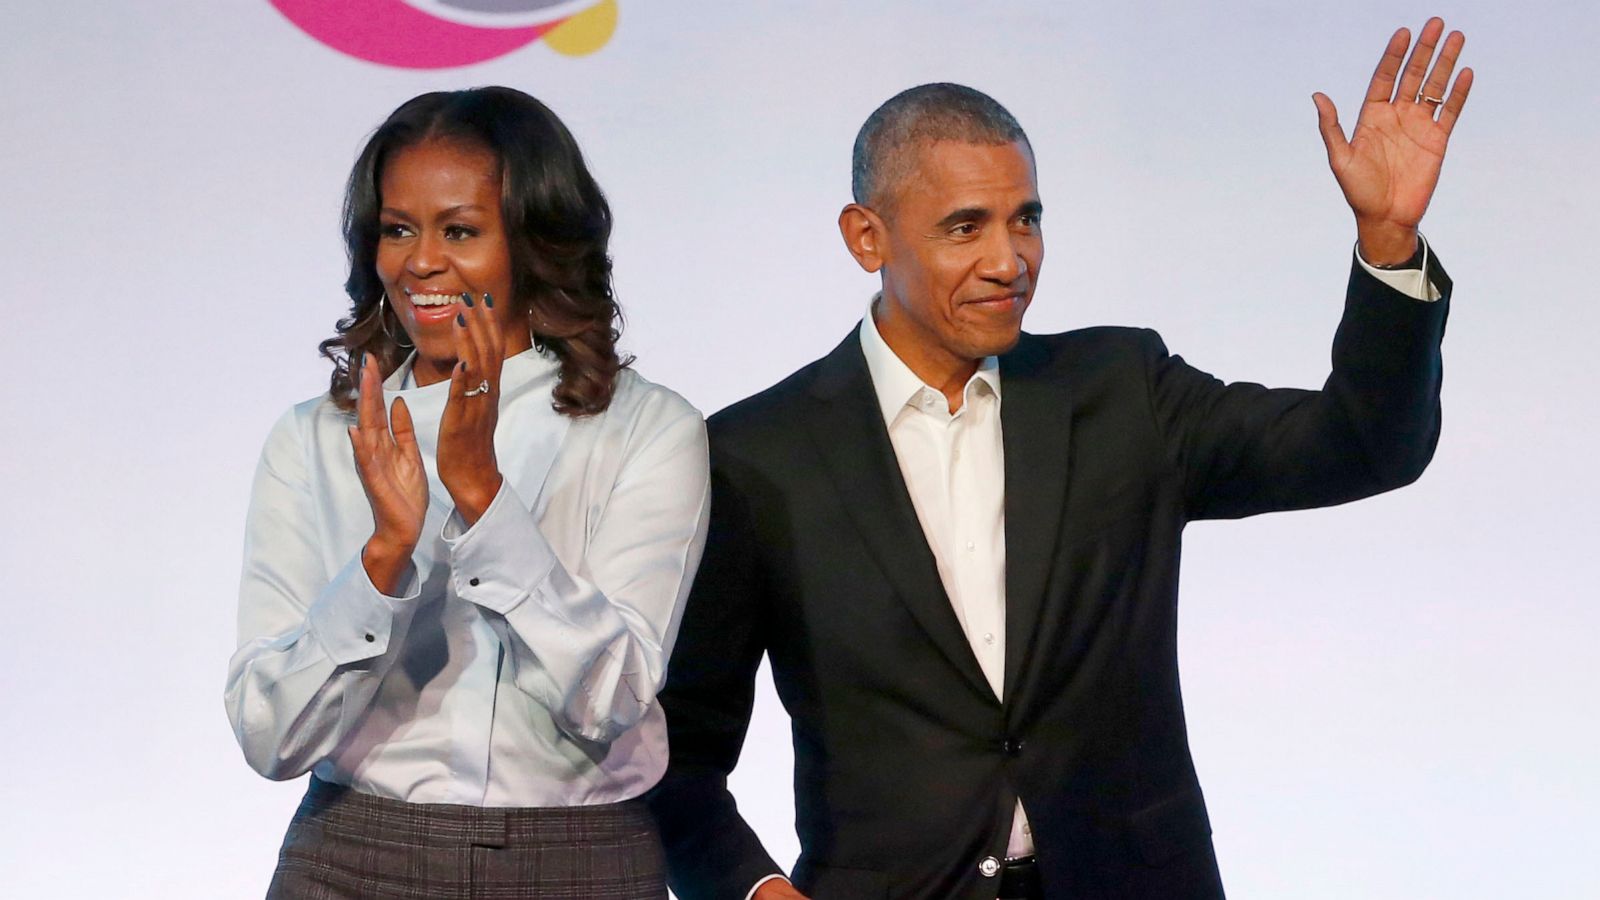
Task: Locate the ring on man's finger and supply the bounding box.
[464,380,492,397]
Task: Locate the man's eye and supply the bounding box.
[950,223,978,236]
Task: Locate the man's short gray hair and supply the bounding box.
[851,83,1030,211]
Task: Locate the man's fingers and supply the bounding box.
[1312,92,1349,168]
[1365,28,1410,103]
[1394,17,1445,103]
[1418,30,1465,108]
[1437,67,1474,136]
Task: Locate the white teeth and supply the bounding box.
[406,293,458,307]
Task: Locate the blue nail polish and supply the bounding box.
[483,293,494,309]
[456,313,465,326]
[462,292,474,308]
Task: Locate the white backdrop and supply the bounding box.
[3,2,1597,897]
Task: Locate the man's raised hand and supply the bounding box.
[1313,17,1473,264]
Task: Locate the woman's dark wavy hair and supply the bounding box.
[320,86,629,416]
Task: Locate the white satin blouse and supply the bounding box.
[225,347,709,807]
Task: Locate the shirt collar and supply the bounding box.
[857,294,1001,427]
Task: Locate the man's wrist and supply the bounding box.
[1355,220,1421,267]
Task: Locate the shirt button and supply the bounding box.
[952,448,962,461]
[364,633,375,643]
[469,577,480,587]
[966,541,976,551]
[983,633,995,645]
[979,856,1001,877]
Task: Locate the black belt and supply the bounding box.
[997,855,1042,900]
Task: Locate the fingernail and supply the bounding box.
[461,292,474,308]
[483,293,494,309]
[456,313,466,327]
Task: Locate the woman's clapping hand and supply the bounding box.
[436,292,507,527]
[349,353,429,594]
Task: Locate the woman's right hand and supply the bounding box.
[348,353,429,594]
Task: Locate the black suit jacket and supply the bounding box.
[649,260,1450,899]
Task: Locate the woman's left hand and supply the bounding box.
[437,292,506,526]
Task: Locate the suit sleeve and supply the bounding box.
[1149,253,1451,521]
[647,446,785,899]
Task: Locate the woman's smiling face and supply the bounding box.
[375,138,529,386]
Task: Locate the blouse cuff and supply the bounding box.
[443,480,557,616]
[307,552,420,666]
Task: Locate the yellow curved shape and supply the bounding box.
[543,0,617,57]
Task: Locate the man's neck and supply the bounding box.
[871,303,980,414]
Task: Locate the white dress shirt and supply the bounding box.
[858,304,1039,860]
[225,346,710,808]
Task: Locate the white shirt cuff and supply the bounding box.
[746,874,789,900]
[306,551,420,665]
[1354,233,1441,302]
[443,480,557,616]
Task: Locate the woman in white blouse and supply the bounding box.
[225,87,708,899]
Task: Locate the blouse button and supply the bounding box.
[364,633,375,643]
[469,577,481,587]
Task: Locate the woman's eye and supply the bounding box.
[444,225,478,241]
[379,223,412,239]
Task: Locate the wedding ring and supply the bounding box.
[464,379,491,397]
[1418,94,1444,106]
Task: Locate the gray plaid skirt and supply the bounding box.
[267,777,666,899]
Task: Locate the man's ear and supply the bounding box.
[838,203,888,274]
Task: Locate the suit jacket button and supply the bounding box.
[1002,738,1023,756]
[979,856,1001,877]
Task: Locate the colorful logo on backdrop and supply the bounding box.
[270,0,617,69]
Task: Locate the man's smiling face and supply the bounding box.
[873,140,1043,374]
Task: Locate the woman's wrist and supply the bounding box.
[362,535,417,595]
[447,474,503,529]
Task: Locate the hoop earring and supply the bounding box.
[378,293,414,349]
[528,305,546,353]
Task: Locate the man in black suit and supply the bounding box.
[649,19,1472,900]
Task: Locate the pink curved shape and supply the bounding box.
[271,0,560,70]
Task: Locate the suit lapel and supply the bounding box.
[999,334,1073,704]
[804,332,995,700]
